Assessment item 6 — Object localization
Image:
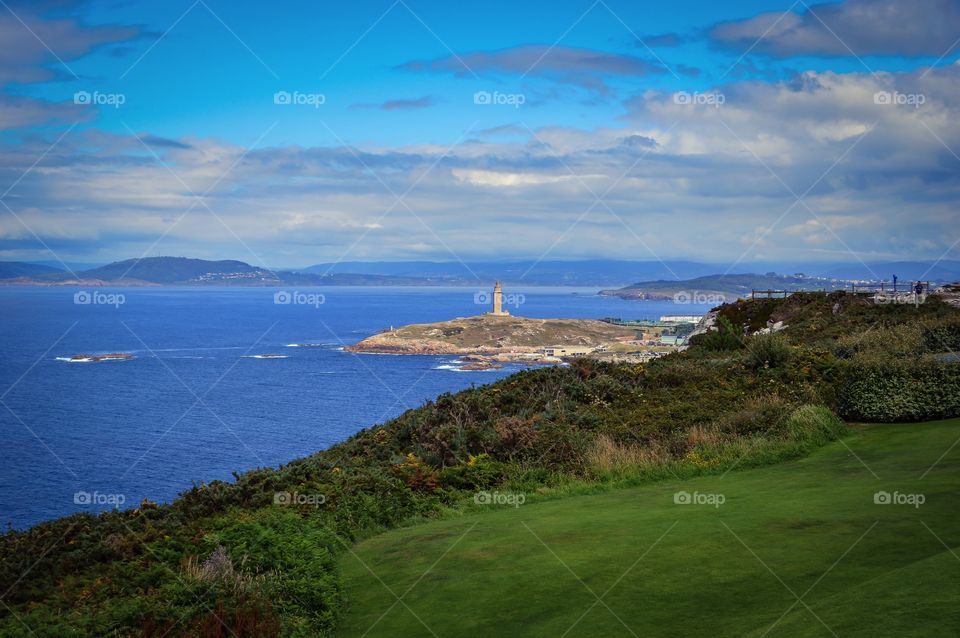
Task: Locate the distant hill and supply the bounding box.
[79,258,271,284]
[0,262,63,280]
[603,273,849,301]
[3,257,958,287]
[0,257,456,286]
[305,259,960,287]
[816,261,960,283]
[304,259,724,286]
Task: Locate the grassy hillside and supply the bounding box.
[1,292,958,636]
[338,418,960,637]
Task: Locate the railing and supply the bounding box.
[850,281,930,294]
[751,289,793,299]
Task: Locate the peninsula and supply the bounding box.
[346,282,645,364]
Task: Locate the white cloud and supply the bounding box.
[1,66,958,266]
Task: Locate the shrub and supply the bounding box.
[201,508,345,637]
[713,394,795,436]
[783,404,847,445]
[922,317,960,353]
[747,333,792,369]
[438,454,506,490]
[838,358,960,422]
[493,416,539,459]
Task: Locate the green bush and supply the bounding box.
[923,318,960,353]
[838,359,960,422]
[783,404,847,445]
[438,454,506,490]
[747,333,792,369]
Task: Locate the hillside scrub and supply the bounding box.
[1,292,957,637]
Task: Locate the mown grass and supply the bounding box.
[337,418,960,637]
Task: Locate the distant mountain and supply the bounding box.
[3,257,958,287]
[603,273,850,301]
[0,262,64,280]
[303,259,722,286]
[0,257,455,286]
[305,259,960,286]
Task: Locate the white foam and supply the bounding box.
[56,355,132,363]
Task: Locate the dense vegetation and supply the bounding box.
[1,292,957,636]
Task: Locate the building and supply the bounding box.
[489,281,510,316]
[659,335,686,346]
[540,345,595,357]
[659,315,703,324]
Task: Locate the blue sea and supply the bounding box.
[0,286,712,529]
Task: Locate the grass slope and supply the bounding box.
[338,418,960,637]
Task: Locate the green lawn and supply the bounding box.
[337,419,960,637]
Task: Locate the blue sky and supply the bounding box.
[1,0,959,269]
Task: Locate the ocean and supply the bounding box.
[0,286,713,528]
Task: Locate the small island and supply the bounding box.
[346,282,662,367]
[66,353,134,363]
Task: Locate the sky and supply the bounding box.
[0,0,959,271]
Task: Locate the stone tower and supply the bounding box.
[491,281,510,316]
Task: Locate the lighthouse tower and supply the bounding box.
[491,281,510,316]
